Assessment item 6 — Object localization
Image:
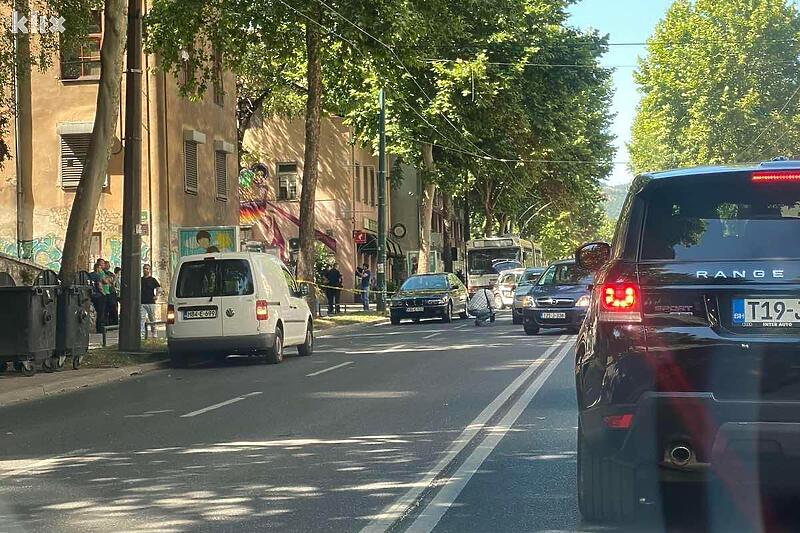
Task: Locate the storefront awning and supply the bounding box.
[357,232,403,258]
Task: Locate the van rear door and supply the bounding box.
[217,258,260,338]
[172,258,224,339]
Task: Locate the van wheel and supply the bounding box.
[298,322,314,356]
[577,422,636,523]
[265,327,284,364]
[170,351,188,368]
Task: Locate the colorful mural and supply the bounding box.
[0,234,63,271]
[177,227,238,256]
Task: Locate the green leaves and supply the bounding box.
[630,0,800,174]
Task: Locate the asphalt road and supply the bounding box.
[1,312,797,532]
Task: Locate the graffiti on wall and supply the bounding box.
[0,234,63,271]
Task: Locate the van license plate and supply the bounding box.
[541,312,566,319]
[184,309,217,320]
[733,298,800,327]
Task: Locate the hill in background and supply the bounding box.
[602,182,630,220]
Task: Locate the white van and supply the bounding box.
[166,252,313,367]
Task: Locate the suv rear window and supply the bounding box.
[641,180,800,261]
[176,259,254,298]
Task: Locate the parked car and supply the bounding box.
[389,273,469,324]
[574,161,800,523]
[167,252,313,367]
[493,268,524,309]
[511,267,545,325]
[521,259,592,335]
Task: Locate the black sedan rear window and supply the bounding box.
[641,180,800,261]
[177,259,254,298]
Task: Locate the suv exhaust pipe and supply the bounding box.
[670,445,692,466]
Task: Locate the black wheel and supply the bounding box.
[441,302,452,323]
[524,324,540,335]
[170,351,188,368]
[15,360,36,377]
[264,327,284,364]
[0,361,8,373]
[42,355,65,373]
[297,321,314,356]
[459,304,469,320]
[390,313,401,325]
[577,422,637,523]
[512,314,523,325]
[72,353,84,370]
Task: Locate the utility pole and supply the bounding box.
[376,89,387,312]
[119,0,143,351]
[12,0,33,260]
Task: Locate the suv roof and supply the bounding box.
[641,159,800,180]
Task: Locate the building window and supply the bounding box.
[354,164,361,203]
[212,47,224,106]
[60,11,102,80]
[184,141,198,194]
[277,163,299,201]
[59,133,110,189]
[215,150,227,200]
[369,167,376,206]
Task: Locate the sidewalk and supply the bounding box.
[1,314,387,408]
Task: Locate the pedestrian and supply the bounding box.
[140,264,161,338]
[104,260,118,326]
[88,259,107,333]
[467,286,495,326]
[359,263,372,311]
[325,262,342,314]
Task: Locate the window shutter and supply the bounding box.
[60,134,92,188]
[215,151,227,200]
[184,141,198,193]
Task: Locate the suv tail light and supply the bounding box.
[256,300,269,321]
[752,170,800,182]
[599,282,642,323]
[166,304,176,325]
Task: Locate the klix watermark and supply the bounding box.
[10,10,65,34]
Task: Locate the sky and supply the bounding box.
[568,0,674,185]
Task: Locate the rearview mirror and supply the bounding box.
[299,282,310,296]
[575,242,611,272]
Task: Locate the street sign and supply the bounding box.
[377,263,385,273]
[353,230,367,244]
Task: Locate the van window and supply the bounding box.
[177,259,254,298]
[641,181,800,261]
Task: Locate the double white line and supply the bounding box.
[362,336,573,533]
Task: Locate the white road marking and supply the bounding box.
[405,341,574,532]
[346,344,407,355]
[361,336,569,532]
[306,361,353,377]
[422,331,441,339]
[180,392,262,418]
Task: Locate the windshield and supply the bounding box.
[399,275,449,291]
[176,260,254,298]
[467,248,521,275]
[537,263,593,286]
[497,272,520,285]
[519,269,543,285]
[642,182,800,261]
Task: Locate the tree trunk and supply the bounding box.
[442,193,453,272]
[14,15,33,258]
[417,143,436,274]
[59,0,127,283]
[480,178,495,237]
[298,19,322,314]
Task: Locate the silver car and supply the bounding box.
[511,267,545,325]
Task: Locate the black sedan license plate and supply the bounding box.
[733,298,800,327]
[184,309,217,320]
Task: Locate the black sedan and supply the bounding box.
[389,273,469,324]
[521,259,592,335]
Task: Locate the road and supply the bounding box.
[0,312,792,532]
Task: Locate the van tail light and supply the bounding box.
[166,304,176,325]
[598,282,642,323]
[256,300,269,321]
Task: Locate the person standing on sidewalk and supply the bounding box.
[359,263,372,311]
[104,260,118,326]
[88,260,107,333]
[325,263,342,315]
[140,264,161,338]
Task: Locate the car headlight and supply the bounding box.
[525,296,536,308]
[575,295,591,307]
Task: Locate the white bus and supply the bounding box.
[465,236,544,294]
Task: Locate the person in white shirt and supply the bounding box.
[467,287,495,326]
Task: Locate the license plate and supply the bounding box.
[407,307,424,312]
[184,309,217,320]
[733,298,800,327]
[541,312,566,319]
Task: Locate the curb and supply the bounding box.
[316,319,390,338]
[0,361,166,408]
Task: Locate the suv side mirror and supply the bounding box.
[298,282,310,296]
[575,242,611,272]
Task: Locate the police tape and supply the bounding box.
[296,280,399,297]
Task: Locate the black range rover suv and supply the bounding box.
[574,161,800,522]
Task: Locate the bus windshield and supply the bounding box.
[467,248,520,275]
